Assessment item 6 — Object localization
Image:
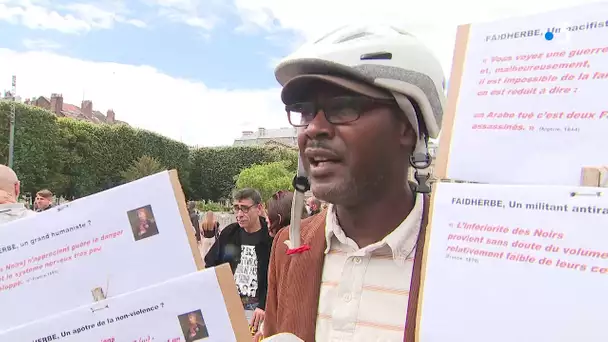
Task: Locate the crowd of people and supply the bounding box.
[0,24,446,342]
[191,187,323,338]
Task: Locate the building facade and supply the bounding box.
[233,127,297,147]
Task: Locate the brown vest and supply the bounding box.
[263,195,430,342]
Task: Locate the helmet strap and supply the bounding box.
[410,136,432,194]
[289,149,310,249]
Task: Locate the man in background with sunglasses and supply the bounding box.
[204,188,271,335]
[263,25,446,342]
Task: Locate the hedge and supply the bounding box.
[190,145,297,202]
[0,102,297,201]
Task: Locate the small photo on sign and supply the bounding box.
[178,309,209,342]
[127,205,159,241]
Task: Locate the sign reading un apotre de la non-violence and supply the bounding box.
[0,170,203,331]
[0,265,251,342]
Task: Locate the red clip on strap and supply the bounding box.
[286,244,311,255]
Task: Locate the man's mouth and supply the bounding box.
[311,158,338,168]
[305,149,342,175]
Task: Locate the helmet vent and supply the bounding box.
[360,52,393,60]
[335,31,373,43]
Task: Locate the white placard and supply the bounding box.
[0,264,250,342]
[0,170,202,331]
[440,2,608,185]
[418,182,608,342]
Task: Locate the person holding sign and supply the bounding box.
[263,25,445,342]
[205,188,272,335]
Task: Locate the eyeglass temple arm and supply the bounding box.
[290,154,310,249]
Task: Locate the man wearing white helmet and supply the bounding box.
[262,25,446,342]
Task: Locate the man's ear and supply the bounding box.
[399,118,416,149]
[391,107,416,149]
[14,181,20,199]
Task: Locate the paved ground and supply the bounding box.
[214,212,235,231]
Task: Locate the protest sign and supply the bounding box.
[435,2,608,186]
[417,182,608,341]
[0,264,250,342]
[262,334,304,342]
[0,170,203,331]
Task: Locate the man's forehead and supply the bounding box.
[298,81,360,102]
[234,198,255,205]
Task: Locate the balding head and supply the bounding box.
[0,164,20,203]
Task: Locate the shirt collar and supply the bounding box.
[324,193,424,264]
[0,202,28,213]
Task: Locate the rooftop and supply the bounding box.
[236,127,297,140]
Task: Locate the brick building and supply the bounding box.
[25,93,126,125]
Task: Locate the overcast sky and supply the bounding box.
[0,0,599,146]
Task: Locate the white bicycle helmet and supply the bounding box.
[276,25,446,249]
[276,25,446,141]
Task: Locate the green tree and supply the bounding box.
[234,161,295,202]
[189,146,298,201]
[120,155,167,182]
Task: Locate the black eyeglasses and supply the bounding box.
[232,204,255,213]
[285,96,395,128]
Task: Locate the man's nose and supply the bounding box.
[305,110,335,139]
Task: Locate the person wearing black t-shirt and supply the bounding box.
[204,188,272,335]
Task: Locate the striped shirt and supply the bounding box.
[315,194,424,342]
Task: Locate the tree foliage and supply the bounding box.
[189,145,297,201]
[0,102,298,202]
[234,161,295,202]
[0,102,67,196]
[120,156,166,182]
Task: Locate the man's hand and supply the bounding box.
[252,331,264,342]
[250,308,265,333]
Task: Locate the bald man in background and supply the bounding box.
[0,164,36,224]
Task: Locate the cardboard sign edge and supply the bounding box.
[414,182,446,341]
[215,263,252,342]
[434,23,472,181]
[168,169,205,270]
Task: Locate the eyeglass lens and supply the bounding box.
[287,96,366,127]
